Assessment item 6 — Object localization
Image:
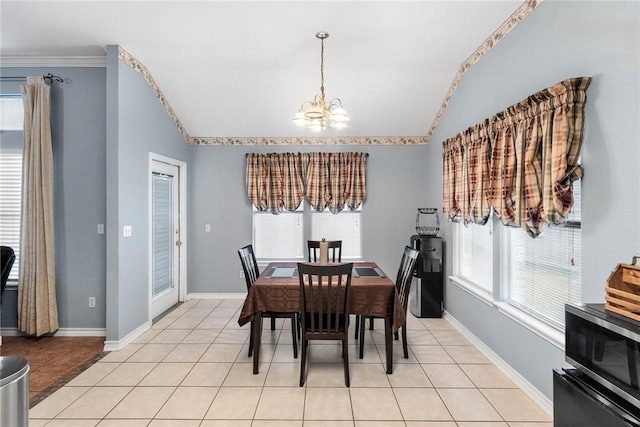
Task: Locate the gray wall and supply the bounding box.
[0,59,428,345]
[424,0,640,399]
[0,67,107,330]
[188,144,428,294]
[105,46,192,341]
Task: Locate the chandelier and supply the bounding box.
[292,31,349,131]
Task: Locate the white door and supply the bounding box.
[151,160,180,318]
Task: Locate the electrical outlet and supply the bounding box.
[205,223,211,232]
[240,270,244,279]
[89,297,96,308]
[97,224,104,234]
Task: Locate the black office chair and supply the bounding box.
[356,246,419,359]
[297,262,353,387]
[1,246,16,303]
[307,240,342,262]
[238,244,298,358]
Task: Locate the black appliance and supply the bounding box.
[409,235,443,318]
[554,303,640,426]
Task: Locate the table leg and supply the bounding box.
[385,316,393,374]
[252,311,262,374]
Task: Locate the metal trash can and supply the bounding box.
[0,356,30,427]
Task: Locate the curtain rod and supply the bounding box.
[0,73,64,83]
[245,152,369,157]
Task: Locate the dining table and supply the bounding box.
[237,261,405,375]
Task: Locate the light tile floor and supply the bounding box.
[30,298,553,426]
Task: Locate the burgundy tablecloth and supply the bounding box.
[238,262,405,331]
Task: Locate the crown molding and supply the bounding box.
[0,56,106,68]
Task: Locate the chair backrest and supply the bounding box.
[395,246,420,311]
[307,240,342,262]
[1,246,16,302]
[238,244,260,291]
[297,262,353,335]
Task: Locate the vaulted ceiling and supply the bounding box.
[1,1,532,143]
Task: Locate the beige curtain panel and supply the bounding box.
[246,153,305,214]
[18,76,59,336]
[246,152,367,214]
[442,77,591,237]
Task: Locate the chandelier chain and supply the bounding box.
[320,37,325,101]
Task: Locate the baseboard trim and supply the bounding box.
[187,293,246,300]
[443,310,553,417]
[0,327,106,337]
[103,321,151,352]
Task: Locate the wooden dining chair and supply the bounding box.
[307,240,342,262]
[238,244,298,358]
[297,262,353,387]
[1,246,16,303]
[356,246,419,359]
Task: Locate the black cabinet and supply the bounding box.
[554,368,640,426]
[409,235,443,318]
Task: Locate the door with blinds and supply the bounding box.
[151,160,181,318]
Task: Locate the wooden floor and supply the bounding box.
[1,335,106,408]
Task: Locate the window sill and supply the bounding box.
[449,275,494,307]
[448,275,565,350]
[3,281,18,291]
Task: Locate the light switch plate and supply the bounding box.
[97,224,104,235]
[123,225,132,237]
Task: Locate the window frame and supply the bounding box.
[252,201,364,263]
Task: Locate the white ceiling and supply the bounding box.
[1,1,524,140]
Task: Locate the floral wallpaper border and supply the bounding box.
[425,0,542,142]
[119,0,540,146]
[189,136,430,146]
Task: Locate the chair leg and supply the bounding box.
[358,316,365,359]
[394,331,399,340]
[290,316,298,359]
[343,337,350,387]
[369,318,374,330]
[271,317,276,330]
[354,315,360,339]
[402,326,409,359]
[300,338,308,387]
[248,320,254,357]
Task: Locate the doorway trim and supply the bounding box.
[148,152,187,321]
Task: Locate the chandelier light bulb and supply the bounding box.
[292,110,307,126]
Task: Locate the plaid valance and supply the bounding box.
[442,77,591,237]
[247,152,367,214]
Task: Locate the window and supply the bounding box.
[310,208,362,259]
[0,95,23,281]
[252,203,363,261]
[0,96,23,130]
[453,182,581,331]
[253,207,304,260]
[506,182,581,327]
[455,217,493,293]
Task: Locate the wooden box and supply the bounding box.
[605,257,640,322]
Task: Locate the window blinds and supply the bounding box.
[0,150,22,281]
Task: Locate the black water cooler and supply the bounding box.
[409,235,444,318]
